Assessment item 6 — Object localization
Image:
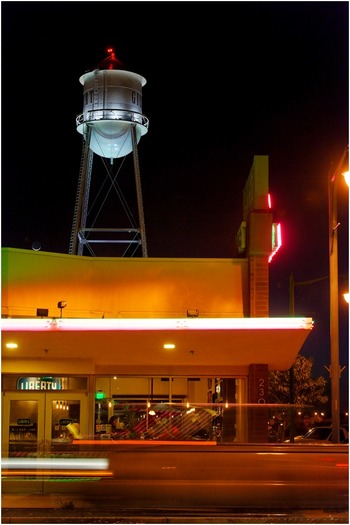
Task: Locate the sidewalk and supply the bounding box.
[2,493,91,509]
[2,493,349,524]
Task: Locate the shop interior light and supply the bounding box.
[5,342,18,349]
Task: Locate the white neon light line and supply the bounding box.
[1,317,313,331]
[1,457,109,470]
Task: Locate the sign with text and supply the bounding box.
[17,418,31,425]
[17,377,62,390]
[59,419,73,426]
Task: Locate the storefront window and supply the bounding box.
[93,376,237,442]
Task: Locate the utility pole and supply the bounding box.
[328,146,348,443]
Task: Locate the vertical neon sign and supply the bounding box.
[269,223,282,262]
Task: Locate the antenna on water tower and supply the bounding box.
[69,48,149,257]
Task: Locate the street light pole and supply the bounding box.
[289,273,329,443]
[328,146,348,444]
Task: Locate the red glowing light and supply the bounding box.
[98,49,124,71]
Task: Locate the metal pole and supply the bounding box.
[69,127,93,255]
[289,273,295,317]
[288,273,295,443]
[131,126,148,257]
[328,145,348,443]
[329,167,340,443]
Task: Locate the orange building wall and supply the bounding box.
[1,249,249,320]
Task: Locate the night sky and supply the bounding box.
[1,1,349,409]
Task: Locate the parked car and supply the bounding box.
[285,425,349,444]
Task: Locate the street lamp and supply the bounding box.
[328,146,348,444]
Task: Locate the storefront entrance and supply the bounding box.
[2,391,90,492]
[2,391,88,458]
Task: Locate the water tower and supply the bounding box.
[69,49,149,256]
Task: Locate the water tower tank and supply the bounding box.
[76,50,149,160]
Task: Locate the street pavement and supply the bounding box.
[1,493,349,524]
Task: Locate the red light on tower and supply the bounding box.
[98,48,124,70]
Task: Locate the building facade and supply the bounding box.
[1,156,313,455]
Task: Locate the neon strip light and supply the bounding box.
[1,458,109,470]
[269,223,282,263]
[1,317,313,331]
[72,440,217,446]
[1,470,112,478]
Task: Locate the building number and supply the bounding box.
[257,378,266,403]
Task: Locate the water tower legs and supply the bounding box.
[131,126,148,257]
[69,124,148,257]
[69,127,94,256]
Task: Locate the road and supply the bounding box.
[2,443,348,516]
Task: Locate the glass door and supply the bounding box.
[46,393,88,452]
[2,392,45,458]
[2,392,89,493]
[2,392,88,458]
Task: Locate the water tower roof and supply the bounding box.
[98,48,124,70]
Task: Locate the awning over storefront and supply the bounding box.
[2,317,313,374]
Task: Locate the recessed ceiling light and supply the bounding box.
[6,342,18,349]
[163,343,175,349]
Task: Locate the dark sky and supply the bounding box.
[1,1,349,409]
